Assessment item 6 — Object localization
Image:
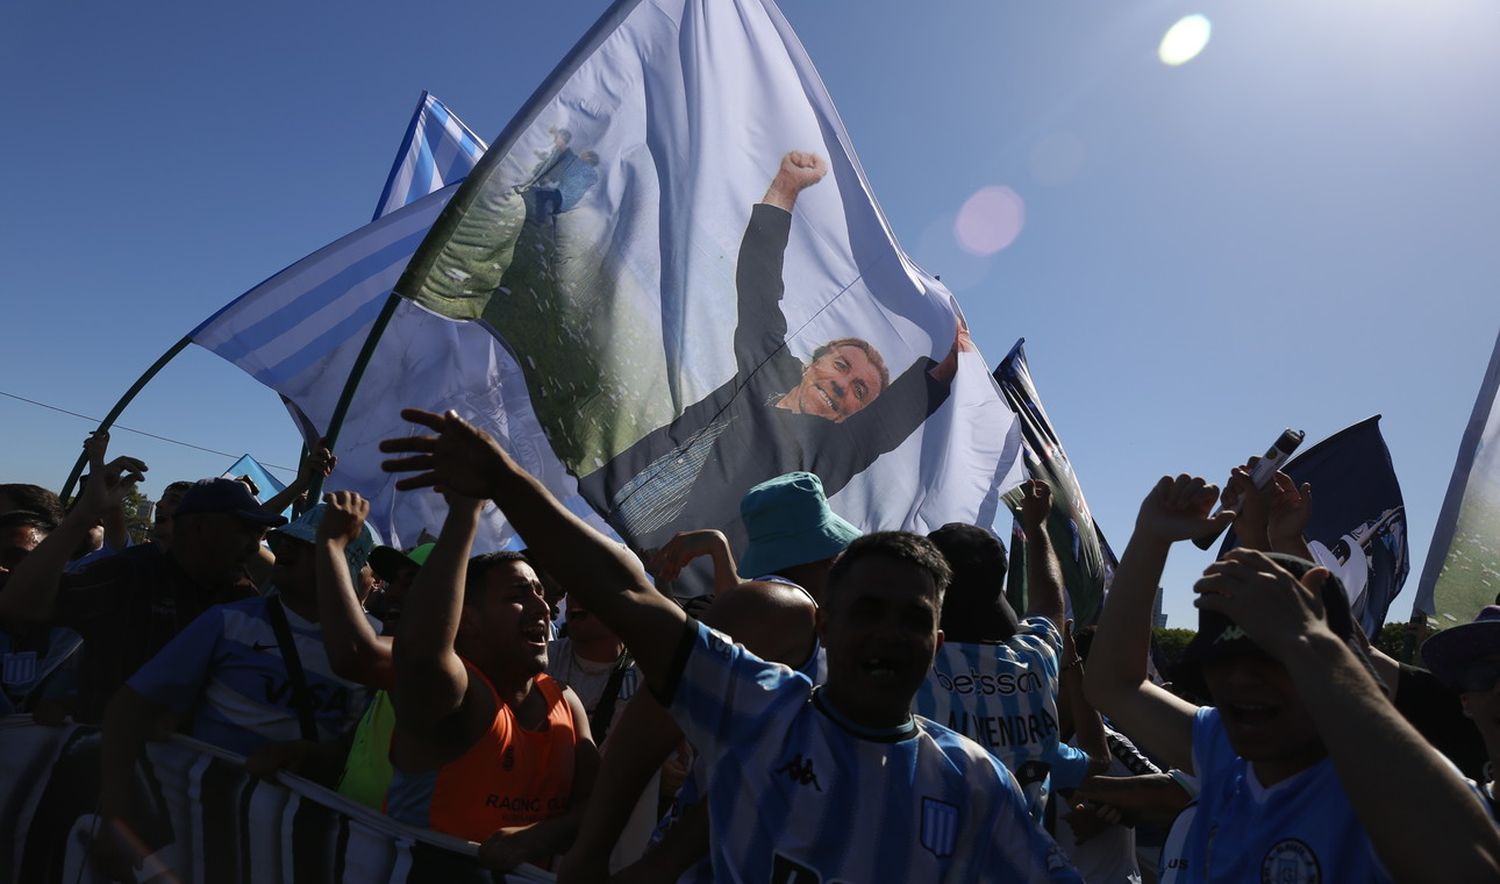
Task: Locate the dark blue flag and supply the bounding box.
[993,339,1117,625]
[1219,415,1409,636]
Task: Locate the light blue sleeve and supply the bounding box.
[972,750,1084,882]
[666,620,809,763]
[1048,741,1093,791]
[126,606,224,713]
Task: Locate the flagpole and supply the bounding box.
[304,292,402,502]
[59,334,193,503]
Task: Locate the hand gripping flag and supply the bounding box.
[1218,416,1410,636]
[1414,329,1500,625]
[397,0,1023,561]
[993,340,1117,625]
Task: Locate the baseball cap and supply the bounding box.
[736,472,861,579]
[927,522,1019,638]
[173,478,288,528]
[1173,553,1357,694]
[270,503,379,577]
[1421,606,1500,693]
[369,542,435,582]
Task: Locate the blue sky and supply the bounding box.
[3,0,1498,628]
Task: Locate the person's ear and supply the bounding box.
[1460,693,1475,720]
[935,628,945,651]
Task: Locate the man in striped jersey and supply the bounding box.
[382,408,1079,882]
[914,480,1111,821]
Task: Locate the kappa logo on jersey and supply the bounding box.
[774,753,823,792]
[707,629,735,659]
[919,797,958,858]
[1261,839,1320,884]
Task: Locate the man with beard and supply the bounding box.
[383,492,597,873]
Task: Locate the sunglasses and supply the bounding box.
[1457,660,1500,694]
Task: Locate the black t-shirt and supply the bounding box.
[55,543,251,723]
[1394,662,1487,780]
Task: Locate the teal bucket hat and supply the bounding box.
[270,503,379,582]
[736,472,861,579]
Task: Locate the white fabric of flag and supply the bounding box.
[399,0,1024,560]
[1415,329,1500,623]
[188,95,601,550]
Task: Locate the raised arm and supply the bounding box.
[389,494,482,727]
[263,440,336,516]
[1084,475,1235,772]
[86,432,132,553]
[313,491,393,688]
[1059,622,1111,777]
[1018,479,1067,632]
[733,152,827,371]
[647,529,738,595]
[380,409,688,694]
[1195,551,1500,882]
[0,454,144,625]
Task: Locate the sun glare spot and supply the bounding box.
[1159,14,1211,67]
[953,187,1025,256]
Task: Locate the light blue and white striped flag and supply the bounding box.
[372,92,489,221]
[189,94,601,550]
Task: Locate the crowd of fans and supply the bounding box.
[2,410,1499,883]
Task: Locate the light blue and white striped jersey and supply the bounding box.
[127,595,376,756]
[665,620,1080,883]
[911,615,1086,820]
[1175,706,1394,883]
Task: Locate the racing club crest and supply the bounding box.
[920,797,958,858]
[1261,839,1320,884]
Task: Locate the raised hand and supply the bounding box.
[763,151,829,211]
[379,409,507,499]
[82,455,148,516]
[647,529,730,582]
[774,151,828,191]
[1193,548,1336,660]
[929,318,974,384]
[1018,479,1053,532]
[1266,472,1313,546]
[1134,474,1233,545]
[317,491,369,548]
[300,439,338,484]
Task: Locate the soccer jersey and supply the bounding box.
[1178,706,1391,883]
[664,619,1079,883]
[547,636,640,739]
[126,594,375,756]
[911,615,1085,819]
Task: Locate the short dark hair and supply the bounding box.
[828,531,951,606]
[810,338,892,393]
[0,484,64,526]
[464,551,531,605]
[0,510,55,536]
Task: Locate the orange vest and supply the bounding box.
[386,666,577,843]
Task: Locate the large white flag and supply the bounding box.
[400,0,1023,560]
[1415,328,1500,623]
[188,95,601,549]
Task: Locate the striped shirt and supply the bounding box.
[663,620,1080,882]
[127,594,375,756]
[912,615,1086,820]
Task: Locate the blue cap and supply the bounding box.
[737,472,861,579]
[270,503,380,579]
[173,478,288,528]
